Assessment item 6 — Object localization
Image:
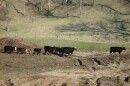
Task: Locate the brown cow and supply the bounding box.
[25,48,32,54]
[17,48,28,54]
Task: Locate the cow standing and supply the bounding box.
[110,47,126,54]
[59,47,76,56]
[17,48,28,54]
[4,46,17,53]
[33,48,41,55]
[44,46,56,55]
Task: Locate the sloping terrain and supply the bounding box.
[0,37,38,48]
[0,51,130,86]
[0,0,130,86]
[0,37,38,52]
[0,37,129,86]
[0,0,130,42]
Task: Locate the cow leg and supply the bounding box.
[44,51,47,55]
[36,51,38,55]
[110,50,112,54]
[37,51,40,55]
[61,52,64,56]
[38,51,41,55]
[33,51,35,54]
[9,51,12,53]
[47,51,50,55]
[4,49,7,53]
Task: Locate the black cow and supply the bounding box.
[60,47,76,56]
[33,48,41,55]
[44,46,56,55]
[110,47,126,54]
[54,47,62,55]
[4,46,17,53]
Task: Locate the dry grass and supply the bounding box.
[0,37,129,85]
[0,50,130,85]
[0,0,130,42]
[0,37,38,49]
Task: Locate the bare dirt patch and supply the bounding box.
[0,52,129,86]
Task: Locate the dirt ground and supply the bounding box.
[0,37,130,86]
[0,52,130,86]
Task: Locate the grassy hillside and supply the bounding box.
[28,37,129,52]
[0,0,130,43]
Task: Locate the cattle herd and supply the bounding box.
[3,45,77,56]
[3,45,126,56]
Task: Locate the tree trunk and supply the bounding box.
[41,0,43,16]
[93,0,96,6]
[66,4,69,17]
[23,0,25,14]
[79,0,82,18]
[47,0,50,10]
[6,18,9,31]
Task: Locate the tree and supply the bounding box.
[79,0,82,18]
[93,0,96,6]
[23,0,26,14]
[0,0,10,31]
[124,0,130,3]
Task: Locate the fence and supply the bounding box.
[0,34,129,42]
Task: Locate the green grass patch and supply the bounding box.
[28,37,129,52]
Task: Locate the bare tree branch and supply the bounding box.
[97,4,130,15]
[11,3,24,16]
[113,20,130,24]
[0,0,4,6]
[26,0,40,11]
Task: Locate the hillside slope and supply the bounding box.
[0,0,130,42]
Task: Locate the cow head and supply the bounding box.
[74,47,77,51]
[122,47,126,51]
[14,46,17,51]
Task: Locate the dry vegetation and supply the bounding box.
[0,0,130,85]
[0,0,130,42]
[0,37,129,86]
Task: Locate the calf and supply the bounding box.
[33,48,41,55]
[110,47,126,54]
[4,46,17,53]
[17,48,27,54]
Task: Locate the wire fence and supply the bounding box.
[0,33,130,43]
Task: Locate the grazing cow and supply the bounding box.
[44,46,56,55]
[110,47,126,54]
[17,48,27,54]
[4,46,17,53]
[60,47,76,56]
[33,48,41,55]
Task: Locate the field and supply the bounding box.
[0,0,130,85]
[0,0,130,42]
[28,37,130,52]
[0,37,129,86]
